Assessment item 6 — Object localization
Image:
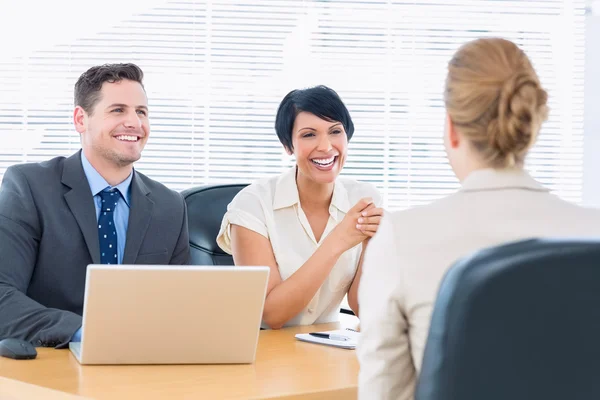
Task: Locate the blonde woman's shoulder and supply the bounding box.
[552,198,600,235]
[381,193,459,236]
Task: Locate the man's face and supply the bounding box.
[75,79,149,168]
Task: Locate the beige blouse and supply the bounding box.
[217,166,382,327]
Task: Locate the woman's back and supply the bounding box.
[383,167,600,372]
[358,168,600,400]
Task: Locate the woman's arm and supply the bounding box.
[231,197,375,329]
[357,215,415,400]
[231,225,346,329]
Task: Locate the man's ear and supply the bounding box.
[446,113,460,149]
[73,106,87,134]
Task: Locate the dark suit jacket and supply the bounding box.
[0,151,190,348]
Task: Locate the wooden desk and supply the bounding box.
[0,316,359,399]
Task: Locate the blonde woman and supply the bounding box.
[357,38,600,400]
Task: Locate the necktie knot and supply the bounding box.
[99,189,119,213]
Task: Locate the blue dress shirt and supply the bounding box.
[72,152,133,343]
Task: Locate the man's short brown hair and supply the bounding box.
[74,63,144,115]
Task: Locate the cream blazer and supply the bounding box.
[217,166,381,327]
[357,168,600,400]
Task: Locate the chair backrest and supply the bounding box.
[181,184,247,266]
[416,238,600,400]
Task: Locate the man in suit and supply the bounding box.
[0,63,190,348]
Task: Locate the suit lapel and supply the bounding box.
[123,173,154,264]
[62,151,101,264]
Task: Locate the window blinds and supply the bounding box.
[0,0,586,210]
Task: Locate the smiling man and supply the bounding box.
[0,63,190,348]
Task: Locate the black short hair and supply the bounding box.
[275,85,354,151]
[74,63,145,115]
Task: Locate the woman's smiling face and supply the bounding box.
[289,111,348,184]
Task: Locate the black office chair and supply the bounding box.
[181,184,248,265]
[416,238,600,400]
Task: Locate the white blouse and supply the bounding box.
[217,166,382,327]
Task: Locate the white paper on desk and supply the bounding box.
[295,329,359,350]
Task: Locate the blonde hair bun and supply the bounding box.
[445,38,549,167]
[490,72,549,157]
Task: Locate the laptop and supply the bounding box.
[69,265,269,365]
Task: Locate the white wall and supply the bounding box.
[584,4,600,206]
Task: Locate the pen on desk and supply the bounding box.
[309,333,349,341]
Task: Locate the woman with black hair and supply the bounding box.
[217,86,383,329]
